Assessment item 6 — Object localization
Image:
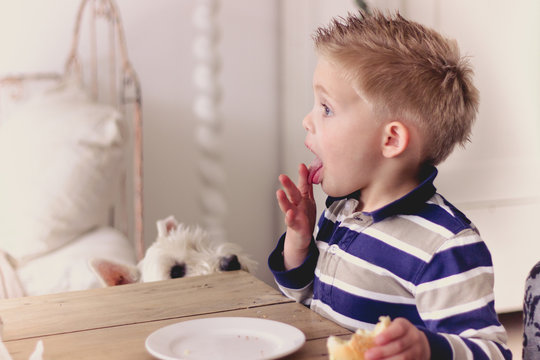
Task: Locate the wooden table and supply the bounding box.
[0,271,352,359]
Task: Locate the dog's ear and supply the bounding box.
[156,215,179,237]
[89,258,140,287]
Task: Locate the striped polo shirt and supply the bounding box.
[269,166,512,359]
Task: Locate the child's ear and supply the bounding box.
[381,121,409,158]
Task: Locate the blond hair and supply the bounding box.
[313,11,479,165]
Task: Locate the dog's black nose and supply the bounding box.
[219,255,241,271]
[170,263,186,278]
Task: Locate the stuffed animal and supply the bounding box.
[89,215,257,286]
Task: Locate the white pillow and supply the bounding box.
[16,226,136,296]
[0,80,125,265]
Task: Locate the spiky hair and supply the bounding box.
[314,10,479,165]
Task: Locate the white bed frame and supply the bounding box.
[0,0,144,260]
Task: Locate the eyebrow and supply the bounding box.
[313,84,336,103]
[313,83,324,92]
[314,82,371,108]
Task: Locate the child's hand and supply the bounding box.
[276,163,317,270]
[364,318,430,360]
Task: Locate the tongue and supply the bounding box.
[308,157,323,185]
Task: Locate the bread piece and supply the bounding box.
[327,316,391,360]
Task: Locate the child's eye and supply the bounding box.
[322,104,334,117]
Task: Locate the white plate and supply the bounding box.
[145,317,306,360]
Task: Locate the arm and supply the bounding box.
[268,233,319,304]
[275,163,317,270]
[366,230,512,360]
[268,164,318,303]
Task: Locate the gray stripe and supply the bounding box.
[445,334,472,359]
[416,272,494,312]
[318,247,413,299]
[370,215,447,255]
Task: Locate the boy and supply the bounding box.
[269,11,512,360]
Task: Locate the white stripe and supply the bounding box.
[437,233,482,252]
[324,207,338,222]
[444,333,457,359]
[399,214,455,238]
[310,299,374,331]
[468,338,491,358]
[416,266,493,294]
[468,338,506,359]
[276,281,313,305]
[359,226,432,262]
[316,240,416,293]
[335,211,356,224]
[325,198,362,224]
[459,325,509,345]
[316,240,329,251]
[315,268,416,305]
[444,334,474,360]
[420,294,494,320]
[428,195,455,216]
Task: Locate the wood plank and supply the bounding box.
[282,336,352,360]
[4,302,351,360]
[0,271,291,341]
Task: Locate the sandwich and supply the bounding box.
[327,316,391,360]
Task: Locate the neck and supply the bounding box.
[355,163,422,213]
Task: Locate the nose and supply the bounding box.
[219,255,241,271]
[302,112,314,133]
[170,263,186,278]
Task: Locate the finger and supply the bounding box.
[297,164,313,199]
[278,174,303,205]
[367,319,420,359]
[284,209,298,228]
[366,338,415,359]
[374,318,407,345]
[276,189,293,215]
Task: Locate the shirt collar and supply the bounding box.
[325,165,438,223]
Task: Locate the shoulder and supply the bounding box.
[419,193,476,235]
[373,193,479,257]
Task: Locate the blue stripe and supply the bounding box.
[343,231,426,281]
[416,203,470,235]
[441,196,472,226]
[495,343,513,359]
[268,234,319,289]
[462,337,491,360]
[423,301,501,334]
[313,279,424,326]
[316,216,336,243]
[420,242,493,281]
[419,328,452,360]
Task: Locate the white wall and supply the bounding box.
[0,0,280,285]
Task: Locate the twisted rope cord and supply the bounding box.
[193,0,227,242]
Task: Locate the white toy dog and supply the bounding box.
[90,216,257,286]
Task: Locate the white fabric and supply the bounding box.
[0,80,125,265]
[0,320,43,360]
[17,226,136,296]
[0,251,24,298]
